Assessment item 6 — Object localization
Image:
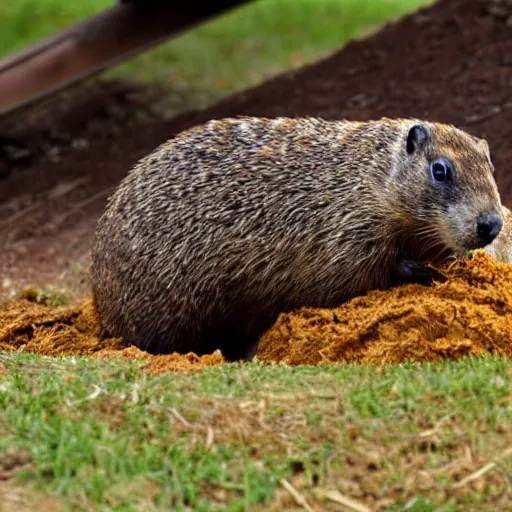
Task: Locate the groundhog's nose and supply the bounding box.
[477,212,503,246]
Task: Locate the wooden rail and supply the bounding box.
[0,1,250,118]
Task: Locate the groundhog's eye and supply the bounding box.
[430,158,453,184]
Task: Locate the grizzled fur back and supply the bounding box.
[90,116,501,360]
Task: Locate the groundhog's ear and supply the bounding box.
[406,124,429,155]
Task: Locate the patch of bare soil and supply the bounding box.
[2,0,512,297]
[0,297,225,373]
[258,251,512,366]
[1,252,510,371]
[0,79,164,179]
[0,482,65,512]
[0,448,61,512]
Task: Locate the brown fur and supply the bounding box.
[90,116,503,360]
[485,205,512,263]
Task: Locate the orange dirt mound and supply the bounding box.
[0,298,225,373]
[97,346,225,374]
[257,252,512,365]
[1,251,511,371]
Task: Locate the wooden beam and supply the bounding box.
[0,1,251,118]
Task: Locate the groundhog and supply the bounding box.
[90,116,504,360]
[484,205,512,263]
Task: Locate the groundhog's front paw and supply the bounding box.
[396,259,448,287]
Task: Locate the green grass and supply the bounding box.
[1,0,435,113]
[1,353,511,511]
[0,1,109,55]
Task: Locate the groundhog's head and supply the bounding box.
[392,121,503,255]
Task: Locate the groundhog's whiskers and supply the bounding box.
[405,224,449,263]
[413,225,439,238]
[420,239,445,259]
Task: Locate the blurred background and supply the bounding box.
[0,0,433,118]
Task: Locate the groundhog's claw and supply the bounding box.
[397,260,448,287]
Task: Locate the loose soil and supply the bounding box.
[1,252,511,372]
[0,297,225,374]
[2,0,512,368]
[258,252,512,366]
